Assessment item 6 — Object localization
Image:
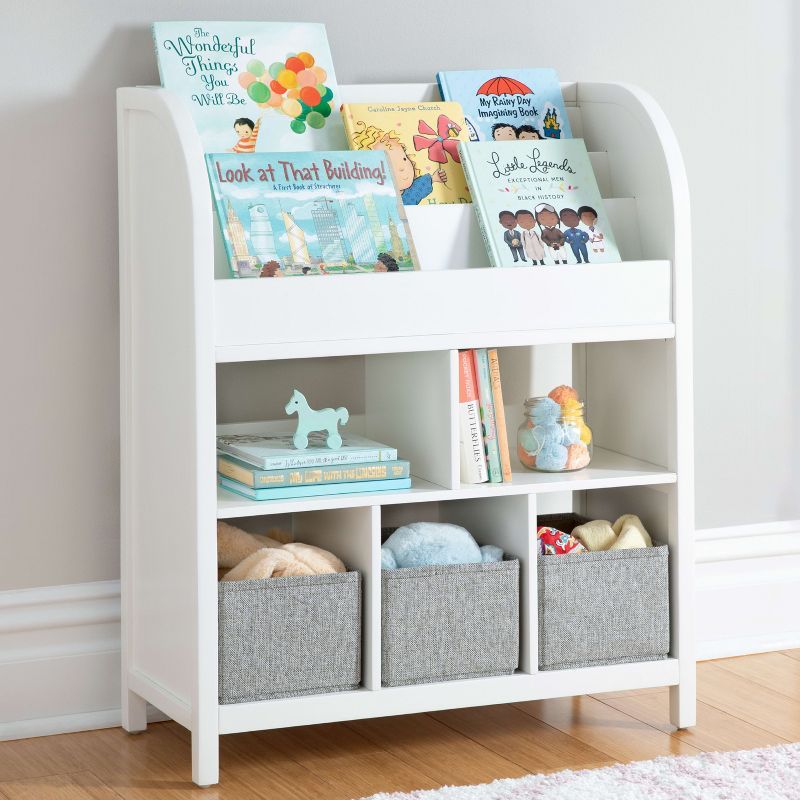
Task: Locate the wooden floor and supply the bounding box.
[2,652,799,799]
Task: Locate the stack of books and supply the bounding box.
[458,348,512,484]
[217,431,411,501]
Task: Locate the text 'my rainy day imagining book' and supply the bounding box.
[459,139,621,267]
[153,21,347,152]
[437,69,572,143]
[207,152,419,277]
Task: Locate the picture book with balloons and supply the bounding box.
[436,69,572,143]
[341,102,471,206]
[153,21,347,152]
[206,151,419,278]
[458,139,621,267]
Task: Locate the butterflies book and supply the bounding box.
[206,151,418,277]
[341,102,471,206]
[458,139,621,267]
[436,69,571,143]
[153,21,347,152]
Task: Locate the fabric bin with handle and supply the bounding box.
[381,557,519,687]
[537,513,669,671]
[218,571,361,703]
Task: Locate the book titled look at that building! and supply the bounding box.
[206,151,419,277]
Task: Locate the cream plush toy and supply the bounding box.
[217,521,346,581]
[572,514,653,552]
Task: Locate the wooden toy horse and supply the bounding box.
[285,389,349,450]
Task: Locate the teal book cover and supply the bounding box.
[216,429,399,469]
[218,454,411,488]
[206,151,419,277]
[218,475,412,500]
[473,349,502,483]
[459,139,621,267]
[153,21,347,152]
[437,69,571,142]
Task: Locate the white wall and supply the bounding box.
[0,0,796,591]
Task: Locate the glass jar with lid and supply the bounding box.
[517,396,593,472]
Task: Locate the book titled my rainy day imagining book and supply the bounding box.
[437,69,571,143]
[459,139,621,268]
[153,21,347,152]
[206,151,419,277]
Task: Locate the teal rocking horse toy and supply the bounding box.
[285,389,349,450]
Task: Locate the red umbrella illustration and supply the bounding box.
[476,76,534,97]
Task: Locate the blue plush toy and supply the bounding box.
[381,522,503,569]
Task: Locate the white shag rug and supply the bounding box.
[360,743,800,800]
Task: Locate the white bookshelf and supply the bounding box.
[117,80,695,787]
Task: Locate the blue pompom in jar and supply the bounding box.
[517,395,593,472]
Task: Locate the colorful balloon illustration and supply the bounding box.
[236,49,334,135]
[297,51,315,68]
[247,81,270,103]
[238,72,256,89]
[246,59,266,77]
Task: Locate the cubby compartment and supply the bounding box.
[380,496,532,685]
[536,487,671,671]
[493,340,672,489]
[218,505,379,701]
[216,349,457,501]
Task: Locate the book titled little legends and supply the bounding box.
[459,139,621,267]
[206,151,419,277]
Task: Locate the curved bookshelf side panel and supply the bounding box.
[117,87,217,746]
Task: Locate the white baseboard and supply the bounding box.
[695,521,800,660]
[2,520,799,739]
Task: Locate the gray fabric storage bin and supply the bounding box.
[381,559,519,686]
[218,571,361,703]
[537,513,669,670]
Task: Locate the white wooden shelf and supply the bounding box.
[118,79,695,787]
[219,658,680,735]
[217,447,675,518]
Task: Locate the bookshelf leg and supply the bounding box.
[192,725,220,787]
[121,688,147,733]
[669,675,696,729]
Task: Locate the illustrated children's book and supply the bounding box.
[153,22,347,152]
[341,102,471,206]
[218,454,411,489]
[218,475,411,501]
[216,430,398,470]
[437,69,571,143]
[206,151,418,277]
[459,139,621,267]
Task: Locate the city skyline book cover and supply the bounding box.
[153,21,347,152]
[459,139,621,267]
[436,69,571,143]
[206,151,419,277]
[341,102,471,206]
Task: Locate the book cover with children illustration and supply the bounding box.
[341,102,471,206]
[153,21,347,152]
[458,139,620,267]
[206,151,418,277]
[436,69,572,143]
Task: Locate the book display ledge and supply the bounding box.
[118,81,694,787]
